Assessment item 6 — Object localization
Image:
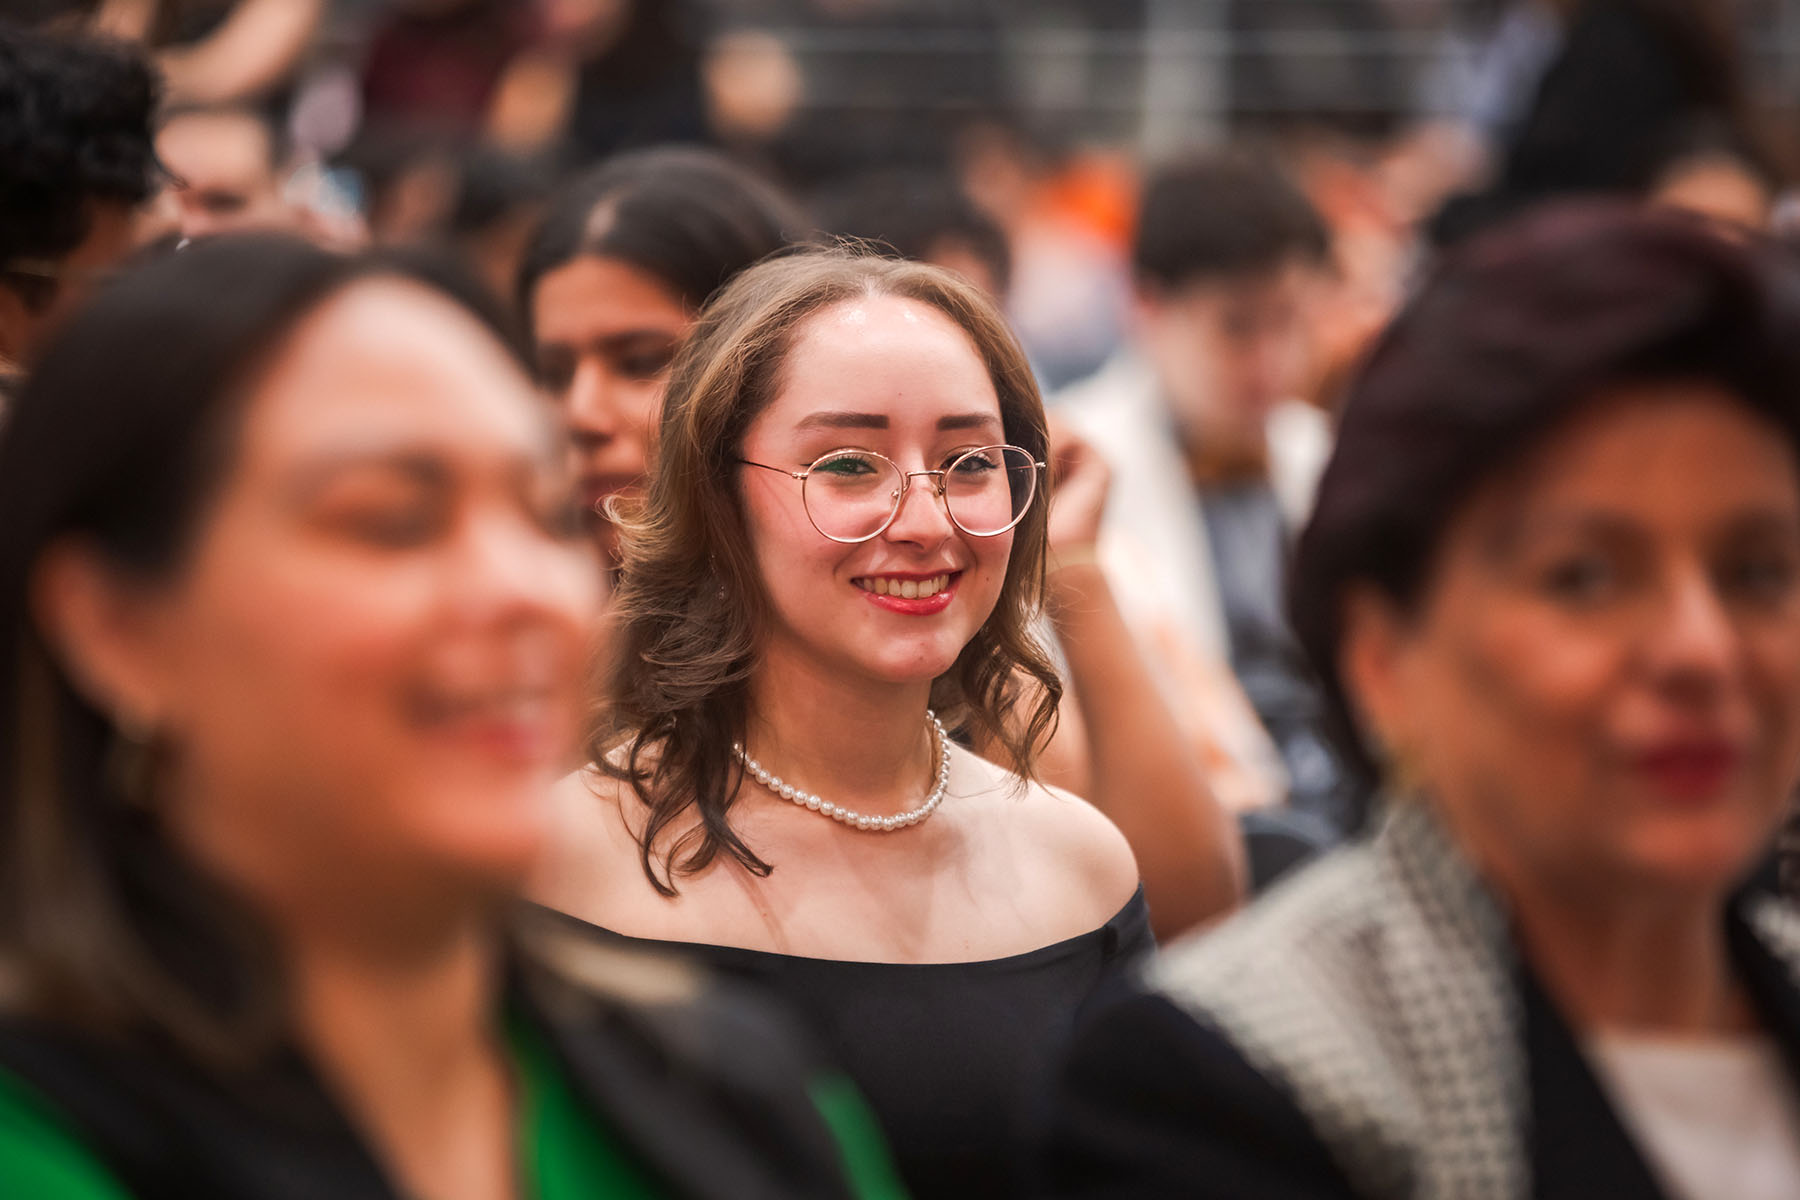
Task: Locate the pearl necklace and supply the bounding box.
[732,710,950,832]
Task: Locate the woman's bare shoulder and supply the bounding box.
[954,748,1142,918]
[530,766,652,918]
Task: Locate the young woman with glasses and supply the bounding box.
[533,248,1149,1200]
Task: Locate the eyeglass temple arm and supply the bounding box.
[735,458,808,480]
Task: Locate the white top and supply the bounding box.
[1586,1031,1800,1200]
[1051,352,1331,810]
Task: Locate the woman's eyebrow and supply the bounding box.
[795,411,888,431]
[792,411,1001,433]
[936,413,1002,432]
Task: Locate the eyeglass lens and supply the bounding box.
[800,447,1037,541]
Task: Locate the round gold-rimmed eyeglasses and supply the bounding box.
[738,444,1046,544]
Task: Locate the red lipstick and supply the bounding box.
[1631,739,1741,804]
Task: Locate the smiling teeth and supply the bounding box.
[859,574,950,599]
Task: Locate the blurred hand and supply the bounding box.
[1046,418,1110,555]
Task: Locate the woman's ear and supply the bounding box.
[1337,582,1414,760]
[29,539,172,729]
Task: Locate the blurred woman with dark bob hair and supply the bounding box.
[534,247,1145,1198]
[0,236,899,1199]
[1044,205,1800,1200]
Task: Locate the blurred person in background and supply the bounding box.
[488,0,711,165]
[517,146,810,569]
[0,235,901,1199]
[534,249,1148,1200]
[359,0,543,143]
[958,122,1135,394]
[156,104,302,240]
[1435,0,1780,245]
[810,168,1013,304]
[344,135,549,299]
[1045,206,1800,1199]
[1056,149,1359,841]
[0,24,162,402]
[88,0,326,107]
[445,145,552,307]
[359,0,710,167]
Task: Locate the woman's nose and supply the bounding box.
[1644,561,1743,700]
[882,472,955,545]
[456,511,601,629]
[564,359,624,441]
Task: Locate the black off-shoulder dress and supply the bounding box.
[544,886,1152,1200]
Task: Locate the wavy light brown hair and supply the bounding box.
[593,248,1061,893]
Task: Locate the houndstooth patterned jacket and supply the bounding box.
[1151,801,1800,1200]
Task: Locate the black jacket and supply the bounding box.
[0,917,872,1200]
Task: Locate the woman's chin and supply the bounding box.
[1614,818,1775,896]
[857,653,964,689]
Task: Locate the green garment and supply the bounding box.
[0,1066,129,1200]
[0,1023,906,1199]
[510,1014,662,1198]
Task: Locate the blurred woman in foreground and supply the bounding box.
[1047,207,1800,1199]
[0,236,898,1199]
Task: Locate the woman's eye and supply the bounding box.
[1540,555,1618,604]
[616,350,675,381]
[947,450,1000,475]
[1719,551,1800,604]
[814,454,878,477]
[338,508,442,548]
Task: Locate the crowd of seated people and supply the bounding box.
[4,9,1800,1199]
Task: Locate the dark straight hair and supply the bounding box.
[515,145,811,334]
[0,234,523,1064]
[1290,203,1800,791]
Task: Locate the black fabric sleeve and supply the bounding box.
[1037,990,1360,1200]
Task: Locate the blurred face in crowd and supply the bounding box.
[156,110,294,241]
[737,296,1015,689]
[1137,258,1318,460]
[52,280,602,910]
[531,255,691,558]
[0,200,136,367]
[1344,384,1800,905]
